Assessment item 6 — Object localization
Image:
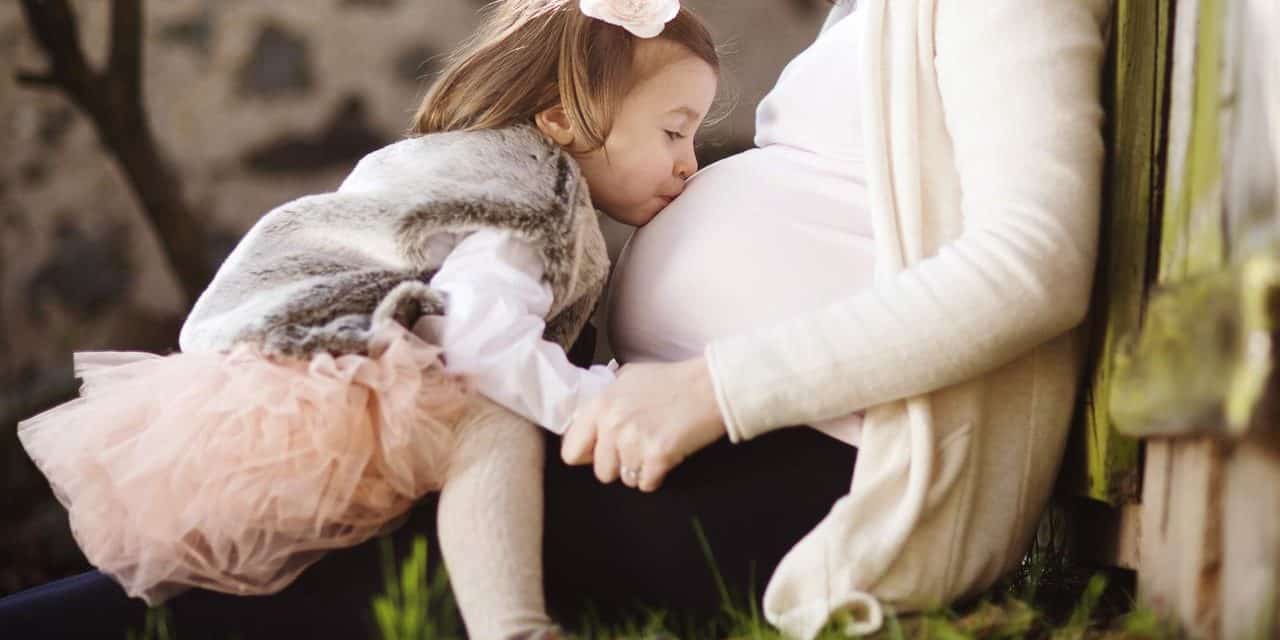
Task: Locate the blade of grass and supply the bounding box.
[691,517,734,614]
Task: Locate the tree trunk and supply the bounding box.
[16,0,215,304]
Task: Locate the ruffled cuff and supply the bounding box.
[552,361,618,435]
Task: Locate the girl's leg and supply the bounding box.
[542,425,857,628]
[437,397,556,638]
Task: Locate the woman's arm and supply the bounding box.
[707,0,1107,441]
[428,229,615,433]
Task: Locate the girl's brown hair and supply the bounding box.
[411,0,718,151]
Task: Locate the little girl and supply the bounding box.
[16,0,718,637]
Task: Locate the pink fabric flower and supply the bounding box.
[579,0,680,38]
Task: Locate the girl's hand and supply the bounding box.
[560,357,727,492]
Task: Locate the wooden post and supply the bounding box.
[1069,0,1171,506]
[1097,0,1280,636]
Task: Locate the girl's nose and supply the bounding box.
[675,149,698,180]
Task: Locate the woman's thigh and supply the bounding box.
[543,426,856,624]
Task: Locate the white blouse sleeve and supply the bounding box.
[424,229,616,434]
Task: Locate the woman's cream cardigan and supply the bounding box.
[704,0,1110,636]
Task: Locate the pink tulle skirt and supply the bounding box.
[17,323,468,605]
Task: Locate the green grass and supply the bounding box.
[371,536,462,640]
[126,606,174,640]
[128,514,1185,640]
[338,519,1183,640]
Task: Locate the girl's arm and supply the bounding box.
[425,229,615,434]
[705,0,1107,442]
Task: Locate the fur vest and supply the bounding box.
[179,126,609,358]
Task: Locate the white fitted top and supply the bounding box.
[607,3,871,445]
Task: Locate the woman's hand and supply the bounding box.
[561,357,727,492]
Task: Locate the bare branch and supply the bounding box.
[107,0,143,101]
[15,70,61,88]
[17,0,96,105]
[16,0,216,303]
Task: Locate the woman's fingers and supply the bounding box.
[616,430,645,489]
[636,453,672,493]
[562,358,727,490]
[592,421,621,483]
[560,412,597,465]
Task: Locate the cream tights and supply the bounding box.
[437,397,557,639]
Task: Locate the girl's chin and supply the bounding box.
[608,205,661,227]
[602,196,672,226]
[646,196,675,218]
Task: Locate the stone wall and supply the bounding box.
[0,0,829,595]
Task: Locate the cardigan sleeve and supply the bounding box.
[706,0,1107,442]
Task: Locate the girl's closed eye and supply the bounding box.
[665,129,686,141]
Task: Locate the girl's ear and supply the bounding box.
[534,105,576,148]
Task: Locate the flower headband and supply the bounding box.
[579,0,680,38]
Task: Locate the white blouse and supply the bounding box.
[418,229,615,434]
[607,3,871,445]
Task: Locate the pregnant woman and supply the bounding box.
[555,0,1108,636]
[0,1,1108,637]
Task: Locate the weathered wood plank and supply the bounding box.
[1223,0,1280,250]
[1069,0,1170,504]
[1159,0,1226,283]
[1221,442,1280,640]
[1138,437,1224,639]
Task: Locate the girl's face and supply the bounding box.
[572,41,718,226]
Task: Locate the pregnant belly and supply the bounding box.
[607,148,877,364]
